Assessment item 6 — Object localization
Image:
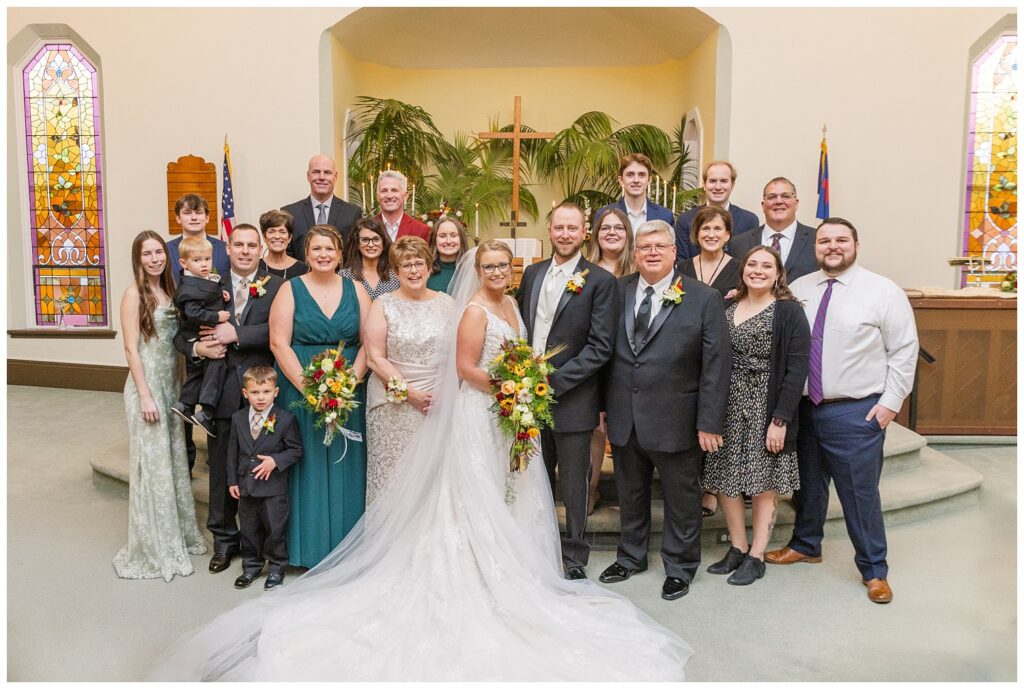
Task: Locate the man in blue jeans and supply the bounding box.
[766,218,918,604]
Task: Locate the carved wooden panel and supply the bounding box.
[908,297,1016,435]
[166,155,219,235]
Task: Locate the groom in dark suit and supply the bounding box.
[517,202,618,581]
[174,224,284,573]
[600,219,731,600]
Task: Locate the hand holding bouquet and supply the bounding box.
[291,340,360,448]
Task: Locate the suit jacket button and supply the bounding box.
[634,362,640,368]
[632,387,639,393]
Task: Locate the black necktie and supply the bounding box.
[634,286,655,344]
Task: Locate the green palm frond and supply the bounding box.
[347,97,446,187]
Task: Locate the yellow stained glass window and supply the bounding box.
[963,34,1017,287]
[23,43,108,326]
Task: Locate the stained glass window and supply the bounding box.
[962,34,1018,287]
[23,43,108,326]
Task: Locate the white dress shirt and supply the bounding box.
[381,212,403,241]
[635,270,676,323]
[625,199,648,235]
[790,265,919,412]
[533,253,581,353]
[760,220,797,265]
[310,196,332,224]
[249,404,272,436]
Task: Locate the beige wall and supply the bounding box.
[705,6,1013,289]
[7,7,354,366]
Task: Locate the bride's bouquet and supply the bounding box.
[487,338,564,503]
[292,340,360,448]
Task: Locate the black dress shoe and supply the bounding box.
[191,409,217,438]
[598,562,647,584]
[707,546,746,575]
[209,552,234,573]
[565,566,587,581]
[264,571,285,590]
[727,554,766,586]
[234,570,264,589]
[661,577,690,600]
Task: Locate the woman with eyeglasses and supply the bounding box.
[364,237,454,503]
[678,205,741,519]
[258,209,308,279]
[342,218,400,301]
[582,208,636,514]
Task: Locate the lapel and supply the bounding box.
[551,256,586,325]
[239,273,267,325]
[527,258,550,335]
[238,412,256,455]
[327,195,344,227]
[302,197,317,229]
[635,270,683,355]
[786,223,812,274]
[623,273,639,354]
[251,404,274,452]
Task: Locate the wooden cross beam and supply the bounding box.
[477,96,554,239]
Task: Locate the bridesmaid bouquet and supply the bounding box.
[292,340,360,447]
[487,338,564,503]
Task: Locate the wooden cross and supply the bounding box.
[477,96,554,240]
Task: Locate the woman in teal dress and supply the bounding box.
[270,224,372,568]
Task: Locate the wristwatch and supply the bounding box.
[771,417,787,427]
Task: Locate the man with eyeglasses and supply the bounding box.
[517,202,618,581]
[282,154,362,257]
[599,219,730,601]
[594,153,676,236]
[727,177,818,282]
[374,170,430,243]
[673,160,760,260]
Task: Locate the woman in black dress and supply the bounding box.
[259,209,308,279]
[678,205,741,297]
[702,246,810,586]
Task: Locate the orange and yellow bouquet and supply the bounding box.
[292,340,360,447]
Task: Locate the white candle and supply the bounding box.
[369,175,374,210]
[475,203,480,240]
[647,179,651,199]
[672,184,677,215]
[361,183,367,212]
[411,184,415,214]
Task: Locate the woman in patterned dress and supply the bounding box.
[364,237,454,503]
[342,217,399,300]
[702,246,810,585]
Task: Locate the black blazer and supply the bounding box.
[678,255,742,298]
[283,195,363,258]
[517,257,618,433]
[604,271,731,453]
[226,404,303,498]
[173,272,284,419]
[724,298,811,452]
[173,274,225,340]
[727,222,819,283]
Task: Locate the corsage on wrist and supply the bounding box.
[385,376,409,404]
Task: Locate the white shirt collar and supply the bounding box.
[550,252,582,276]
[310,196,332,215]
[624,198,648,217]
[249,404,272,425]
[815,264,860,287]
[231,269,259,287]
[764,219,798,241]
[638,269,675,296]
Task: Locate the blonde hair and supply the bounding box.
[178,235,212,261]
[474,239,513,268]
[390,236,433,267]
[242,365,278,388]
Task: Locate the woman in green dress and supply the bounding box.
[425,216,468,293]
[270,224,372,568]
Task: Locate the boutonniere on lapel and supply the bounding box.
[249,275,271,298]
[565,268,590,294]
[262,414,276,434]
[661,277,685,306]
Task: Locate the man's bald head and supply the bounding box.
[306,154,339,203]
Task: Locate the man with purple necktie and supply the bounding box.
[765,218,918,604]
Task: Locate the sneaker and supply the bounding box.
[171,402,195,425]
[191,409,217,438]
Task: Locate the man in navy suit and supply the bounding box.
[282,154,363,256]
[727,177,819,283]
[594,153,674,236]
[674,160,760,259]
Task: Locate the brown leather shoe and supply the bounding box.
[863,578,893,604]
[764,546,823,565]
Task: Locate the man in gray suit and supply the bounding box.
[599,219,731,600]
[282,154,362,257]
[727,177,818,282]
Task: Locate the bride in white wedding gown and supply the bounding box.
[150,242,691,681]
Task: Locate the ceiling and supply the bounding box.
[330,7,719,69]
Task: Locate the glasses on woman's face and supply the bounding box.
[359,235,383,246]
[399,260,428,273]
[480,262,511,275]
[599,223,627,235]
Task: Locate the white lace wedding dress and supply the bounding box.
[149,252,691,681]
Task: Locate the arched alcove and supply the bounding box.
[325,7,724,239]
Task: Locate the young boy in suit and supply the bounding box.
[227,366,303,590]
[170,235,231,437]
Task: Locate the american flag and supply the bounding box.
[221,135,235,240]
[816,130,830,220]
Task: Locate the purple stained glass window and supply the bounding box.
[23,43,108,326]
